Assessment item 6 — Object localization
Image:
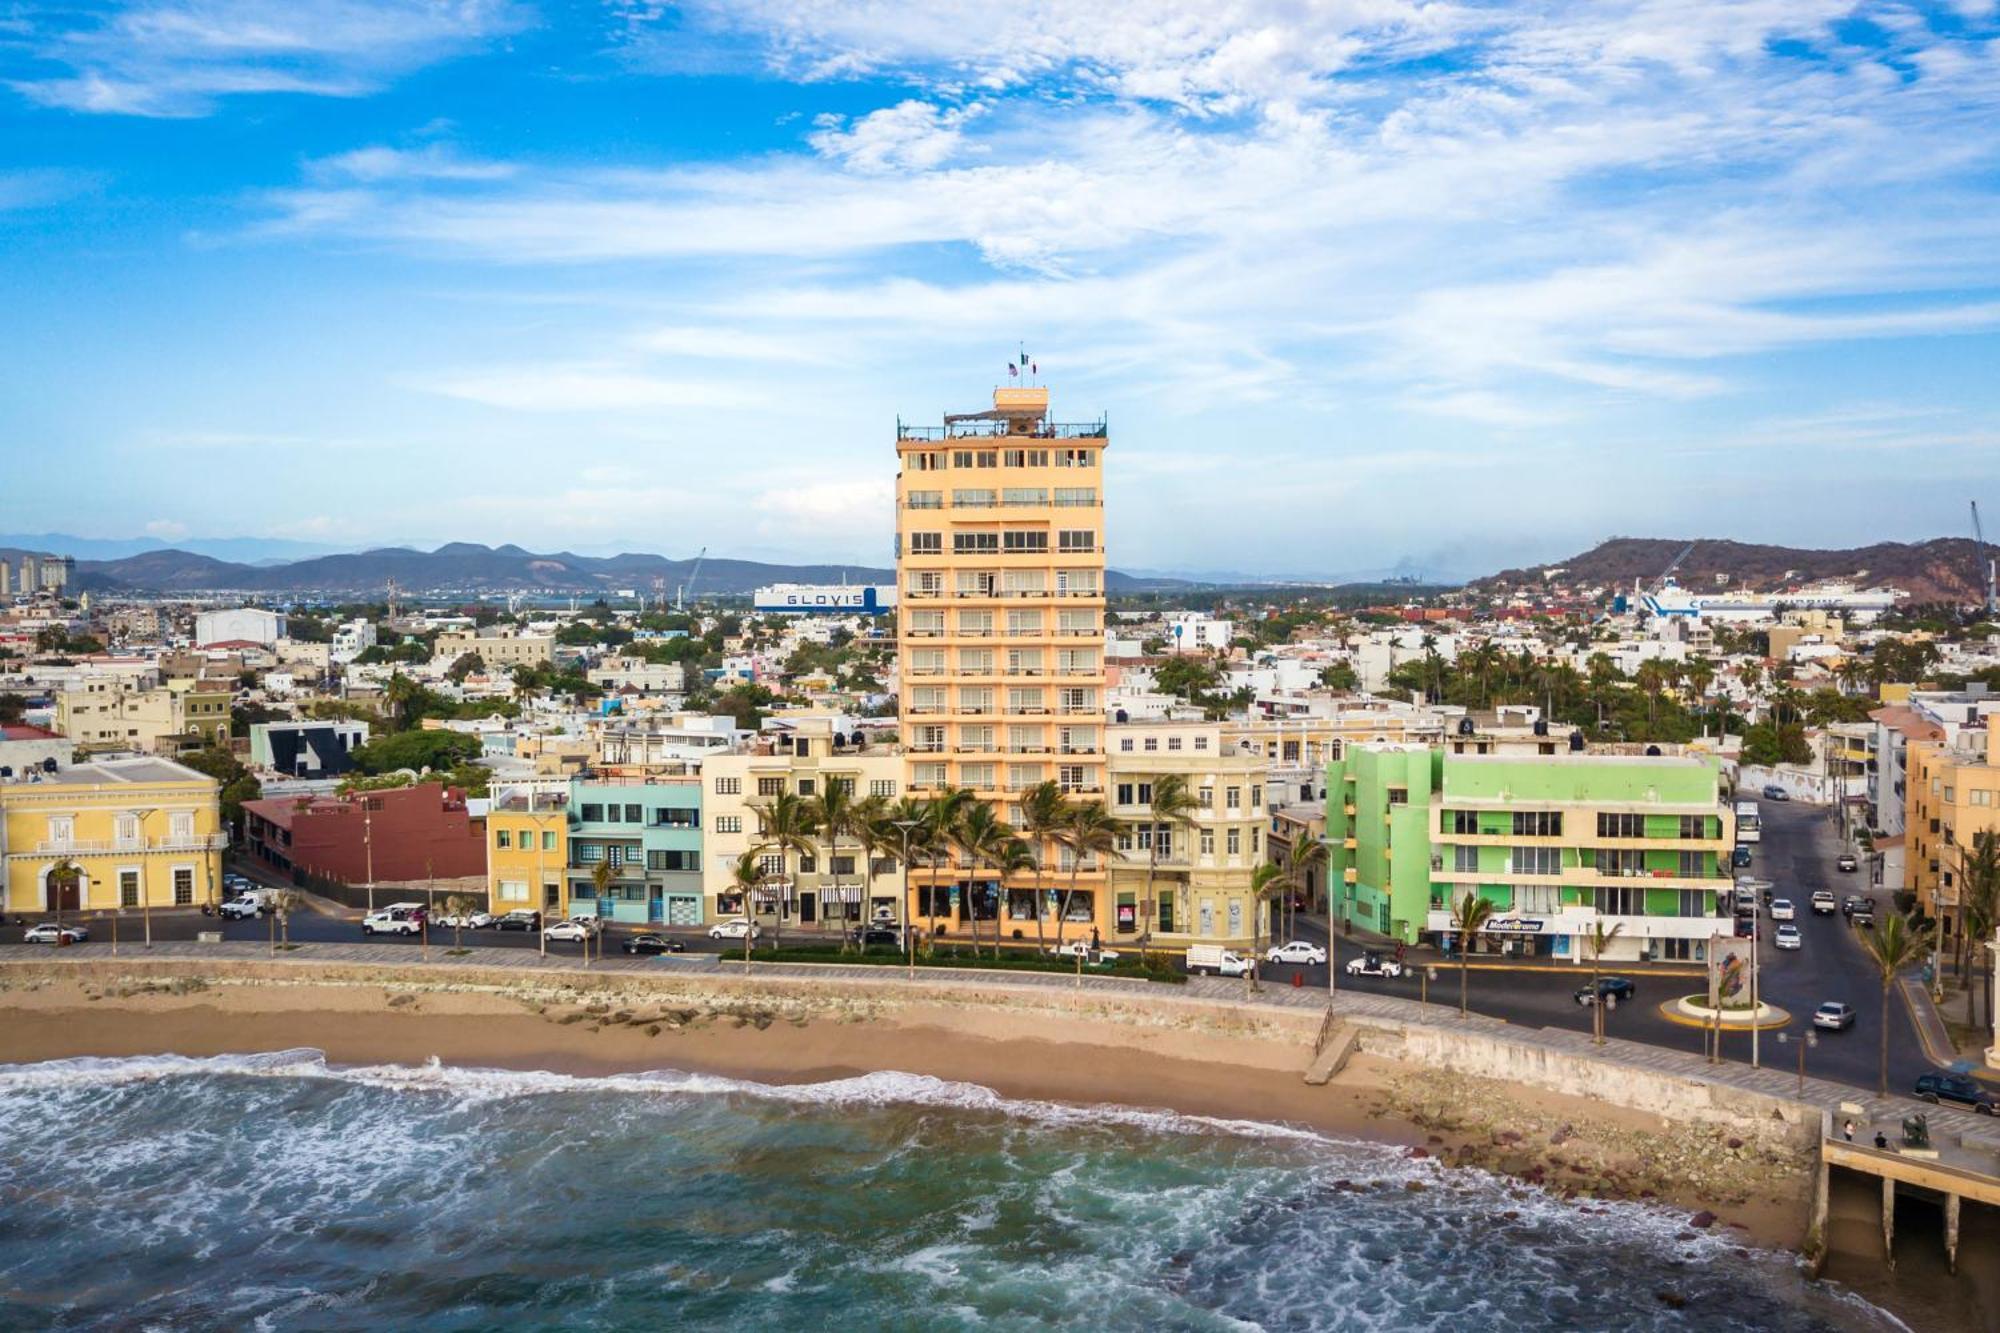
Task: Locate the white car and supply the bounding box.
[1053,940,1121,964]
[1345,953,1404,978]
[1773,923,1803,950]
[708,919,761,940]
[1810,891,1838,915]
[543,919,595,943]
[434,911,496,930]
[23,923,87,945]
[216,896,262,921]
[1770,899,1796,922]
[1265,940,1328,966]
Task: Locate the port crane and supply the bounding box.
[1972,502,1998,617]
[675,547,708,612]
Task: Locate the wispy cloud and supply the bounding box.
[9,0,527,117]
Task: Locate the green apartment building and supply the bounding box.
[1327,747,1735,963]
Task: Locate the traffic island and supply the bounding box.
[1664,995,1792,1031]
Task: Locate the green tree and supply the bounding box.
[1056,800,1120,956]
[949,801,1015,958]
[1316,662,1359,691]
[1137,774,1199,953]
[1016,780,1070,955]
[1856,912,1934,1096]
[446,652,486,683]
[1450,891,1496,1018]
[751,791,818,952]
[1955,831,2000,1029]
[806,780,860,949]
[728,850,767,970]
[1247,862,1287,994]
[178,746,262,838]
[1584,919,1624,1045]
[349,729,482,776]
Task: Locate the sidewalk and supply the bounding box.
[6,938,1997,1158]
[1903,973,2000,1083]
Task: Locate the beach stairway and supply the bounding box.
[1304,1015,1358,1086]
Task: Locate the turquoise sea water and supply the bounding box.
[0,1051,1904,1330]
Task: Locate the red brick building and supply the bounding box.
[244,783,486,885]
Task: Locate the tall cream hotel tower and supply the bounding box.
[895,383,1109,934]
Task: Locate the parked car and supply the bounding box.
[622,933,686,956]
[1265,940,1328,966]
[708,918,761,941]
[1849,903,1876,928]
[1053,940,1121,965]
[850,926,903,948]
[1186,944,1252,977]
[1773,923,1803,950]
[1573,976,1636,1006]
[543,919,595,943]
[1762,785,1790,801]
[1345,951,1404,979]
[1812,1001,1855,1031]
[434,910,496,930]
[1841,895,1869,917]
[1836,852,1859,873]
[1810,890,1838,915]
[1731,846,1754,868]
[1770,899,1796,922]
[361,903,426,936]
[23,923,87,944]
[495,910,541,932]
[1914,1072,1998,1114]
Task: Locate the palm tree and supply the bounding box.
[846,795,891,948]
[806,780,859,949]
[1584,919,1624,1045]
[441,892,475,953]
[589,858,615,966]
[1054,802,1118,952]
[950,801,1014,958]
[881,795,935,946]
[751,790,818,952]
[1450,891,1495,1018]
[727,849,767,971]
[1137,774,1200,956]
[1016,780,1070,955]
[271,889,300,951]
[1284,836,1329,943]
[1856,912,1935,1097]
[47,857,81,928]
[993,837,1038,948]
[1960,831,2000,1030]
[920,788,974,948]
[1247,862,1287,994]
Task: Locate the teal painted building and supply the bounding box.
[1328,747,1734,961]
[567,778,704,925]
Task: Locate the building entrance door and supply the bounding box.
[49,870,81,913]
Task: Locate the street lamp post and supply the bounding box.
[1777,1029,1818,1095]
[894,819,920,981]
[129,806,157,950]
[1318,835,1339,1001]
[364,805,375,915]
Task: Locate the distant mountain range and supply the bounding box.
[17,541,1196,597]
[1474,537,1992,605]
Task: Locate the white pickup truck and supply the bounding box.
[217,889,274,919]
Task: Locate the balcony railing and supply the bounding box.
[897,421,1109,441]
[18,835,228,856]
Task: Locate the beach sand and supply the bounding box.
[0,965,1810,1249]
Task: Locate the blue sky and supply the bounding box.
[3,1,1999,579]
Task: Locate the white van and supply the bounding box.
[1185,944,1252,977]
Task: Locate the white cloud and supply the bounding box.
[10,0,526,117]
[415,365,762,412]
[807,99,985,172]
[306,144,518,183]
[142,518,189,540]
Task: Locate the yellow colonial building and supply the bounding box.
[1907,725,2000,956]
[485,791,570,918]
[1,758,225,914]
[1107,719,1269,947]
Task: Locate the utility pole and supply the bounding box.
[129,806,157,950]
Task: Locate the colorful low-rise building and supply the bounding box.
[1,757,226,913]
[1906,724,2000,958]
[1328,746,1736,962]
[485,791,570,919]
[566,776,703,925]
[243,783,486,886]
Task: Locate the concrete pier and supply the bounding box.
[1824,1136,2000,1277]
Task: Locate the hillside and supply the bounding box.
[68,543,1191,596]
[1474,537,1988,605]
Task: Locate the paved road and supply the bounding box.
[6,804,1948,1096]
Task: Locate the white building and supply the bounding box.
[193,607,287,648]
[1167,612,1234,652]
[331,619,378,664]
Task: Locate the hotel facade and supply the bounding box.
[895,384,1112,935]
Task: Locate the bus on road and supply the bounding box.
[1734,800,1761,844]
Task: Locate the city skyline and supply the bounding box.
[4,2,1999,575]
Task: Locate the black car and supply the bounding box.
[621,933,686,956]
[1914,1072,1998,1114]
[1574,977,1636,1006]
[850,926,903,948]
[495,910,542,932]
